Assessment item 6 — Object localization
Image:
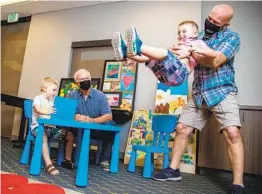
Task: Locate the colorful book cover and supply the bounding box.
[154,80,188,115]
[123,109,153,166]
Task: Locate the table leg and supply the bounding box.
[75,129,90,187]
[29,125,44,175]
[110,131,120,173]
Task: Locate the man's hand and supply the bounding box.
[169,44,180,51]
[189,40,224,69]
[190,46,216,57]
[169,43,192,59]
[75,114,86,122]
[176,49,191,60]
[190,47,218,68]
[83,116,94,123]
[169,44,181,56]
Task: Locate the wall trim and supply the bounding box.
[71,39,111,49]
[240,105,262,111]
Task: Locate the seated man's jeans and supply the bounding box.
[90,130,114,162]
[91,120,116,163]
[69,120,116,163]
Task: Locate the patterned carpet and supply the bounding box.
[1,138,261,194]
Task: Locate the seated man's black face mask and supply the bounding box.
[204,18,224,37]
[80,80,91,90]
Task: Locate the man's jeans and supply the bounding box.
[90,120,116,163]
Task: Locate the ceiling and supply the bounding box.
[1,0,124,21]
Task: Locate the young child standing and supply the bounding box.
[112,21,206,86]
[31,77,67,175]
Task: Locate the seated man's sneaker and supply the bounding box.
[125,25,143,56]
[100,161,110,172]
[232,184,244,194]
[61,159,74,170]
[153,167,182,181]
[111,32,127,60]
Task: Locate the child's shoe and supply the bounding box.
[111,32,127,60]
[125,25,143,56]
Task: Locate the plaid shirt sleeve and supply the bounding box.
[216,32,240,60]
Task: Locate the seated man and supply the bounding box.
[62,69,114,171]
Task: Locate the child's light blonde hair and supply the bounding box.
[40,77,58,92]
[178,20,199,32]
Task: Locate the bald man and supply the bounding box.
[62,69,115,171]
[154,4,244,194]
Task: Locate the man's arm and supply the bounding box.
[84,94,112,124]
[92,114,112,124]
[191,45,226,69]
[191,33,240,69]
[191,48,223,69]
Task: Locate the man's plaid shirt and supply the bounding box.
[193,29,240,107]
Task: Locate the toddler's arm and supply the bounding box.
[34,104,56,115]
[33,96,56,115]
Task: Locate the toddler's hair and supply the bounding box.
[40,77,58,92]
[179,20,199,32]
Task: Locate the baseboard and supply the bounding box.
[199,167,262,178]
[11,135,18,140]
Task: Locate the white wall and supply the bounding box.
[16,1,201,151]
[201,1,262,106]
[19,1,201,110]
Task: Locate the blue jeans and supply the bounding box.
[90,120,116,163]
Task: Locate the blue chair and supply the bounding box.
[127,114,178,178]
[19,99,65,167]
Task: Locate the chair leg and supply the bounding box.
[57,141,65,166]
[29,125,44,175]
[151,153,154,173]
[19,139,31,165]
[163,153,169,169]
[127,150,136,173]
[142,152,152,178]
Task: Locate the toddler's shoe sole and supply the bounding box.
[126,26,138,55]
[112,32,124,60]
